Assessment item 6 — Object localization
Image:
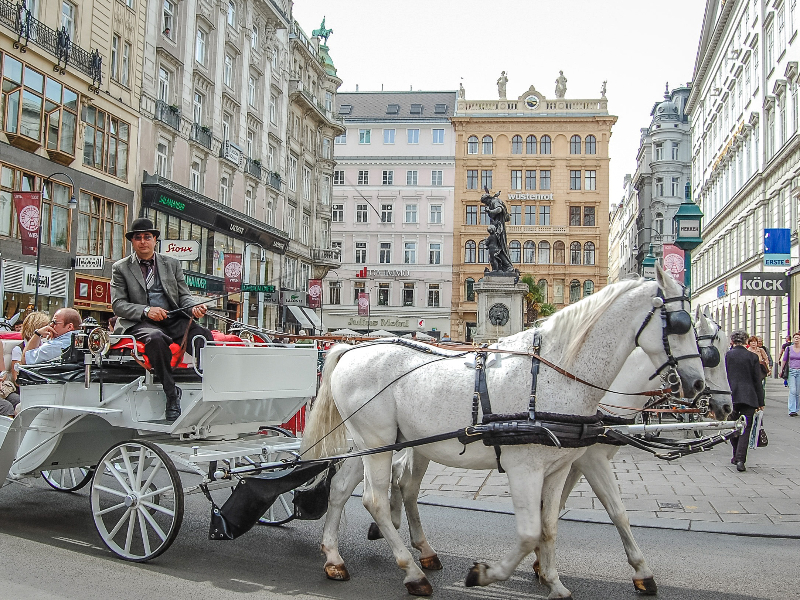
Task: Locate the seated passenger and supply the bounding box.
[0,311,51,417]
[21,308,81,366]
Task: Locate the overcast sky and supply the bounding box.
[292,0,708,207]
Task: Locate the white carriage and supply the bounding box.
[0,327,319,561]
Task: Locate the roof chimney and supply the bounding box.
[356,84,359,91]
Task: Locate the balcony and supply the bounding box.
[191,123,212,150]
[289,79,345,133]
[0,0,102,87]
[268,171,282,191]
[312,247,341,266]
[245,158,262,179]
[155,99,181,131]
[220,140,243,166]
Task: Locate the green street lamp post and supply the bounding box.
[673,196,704,295]
[641,245,657,280]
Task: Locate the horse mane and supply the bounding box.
[539,277,648,369]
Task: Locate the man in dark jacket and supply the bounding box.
[726,330,766,471]
[111,218,214,422]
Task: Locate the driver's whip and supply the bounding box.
[165,289,243,316]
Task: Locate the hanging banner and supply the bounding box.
[662,244,685,284]
[308,279,323,309]
[358,292,370,316]
[13,192,41,256]
[223,253,243,293]
[764,228,791,267]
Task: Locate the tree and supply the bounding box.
[521,275,556,326]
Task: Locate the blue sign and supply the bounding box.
[764,228,791,267]
[717,282,727,298]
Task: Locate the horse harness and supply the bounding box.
[695,319,732,401]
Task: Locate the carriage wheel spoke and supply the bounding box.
[108,507,132,538]
[94,484,128,498]
[68,468,77,488]
[139,485,172,501]
[94,501,126,517]
[140,458,163,494]
[140,500,174,518]
[139,505,168,541]
[135,447,145,490]
[124,509,137,554]
[120,447,135,483]
[138,509,152,556]
[104,459,133,494]
[278,493,292,515]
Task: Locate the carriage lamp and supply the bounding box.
[641,245,657,280]
[673,195,704,295]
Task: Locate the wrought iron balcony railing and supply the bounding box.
[191,122,212,150]
[268,171,282,191]
[0,0,102,87]
[245,158,262,179]
[155,99,181,131]
[312,247,341,264]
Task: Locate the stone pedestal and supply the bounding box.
[473,272,529,343]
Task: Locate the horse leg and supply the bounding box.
[321,456,364,581]
[362,452,432,596]
[580,448,656,594]
[397,450,440,570]
[466,458,547,590]
[367,449,407,541]
[535,461,575,599]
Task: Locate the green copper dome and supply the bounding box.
[319,44,337,77]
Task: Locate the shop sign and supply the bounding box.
[347,317,410,328]
[74,277,111,308]
[716,282,727,298]
[764,228,791,267]
[417,318,425,329]
[282,290,304,305]
[506,193,553,201]
[356,269,410,278]
[740,272,788,296]
[161,239,200,261]
[74,255,105,270]
[13,192,40,256]
[678,219,701,238]
[157,194,186,212]
[308,279,323,309]
[264,291,279,304]
[22,267,51,294]
[241,284,276,293]
[224,253,243,293]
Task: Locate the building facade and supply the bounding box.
[608,173,639,283]
[450,83,616,341]
[323,91,457,337]
[687,0,800,355]
[138,0,342,332]
[1,0,146,323]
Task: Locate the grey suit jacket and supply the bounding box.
[111,253,195,333]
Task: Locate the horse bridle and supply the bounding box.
[694,318,732,403]
[634,287,700,384]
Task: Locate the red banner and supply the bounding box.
[308,279,323,309]
[223,253,243,293]
[357,292,370,316]
[662,244,685,284]
[13,192,41,256]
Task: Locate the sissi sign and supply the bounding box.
[161,239,200,261]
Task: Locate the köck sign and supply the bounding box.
[740,272,788,296]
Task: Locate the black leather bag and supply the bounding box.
[780,360,789,380]
[758,427,769,447]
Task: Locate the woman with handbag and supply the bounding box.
[727,330,766,472]
[747,336,771,380]
[781,332,800,417]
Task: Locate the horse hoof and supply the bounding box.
[465,562,487,587]
[405,577,433,596]
[532,559,540,575]
[633,577,658,595]
[420,554,443,570]
[324,563,350,581]
[367,522,383,540]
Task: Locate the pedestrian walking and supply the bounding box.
[756,337,772,376]
[726,330,766,472]
[779,335,792,383]
[781,332,800,417]
[747,336,770,381]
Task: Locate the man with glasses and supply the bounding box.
[111,218,213,422]
[21,308,82,365]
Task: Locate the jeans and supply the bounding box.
[789,369,800,414]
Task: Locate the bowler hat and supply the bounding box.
[126,217,160,241]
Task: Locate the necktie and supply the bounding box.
[140,259,155,289]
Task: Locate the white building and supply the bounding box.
[687,0,800,356]
[323,91,458,337]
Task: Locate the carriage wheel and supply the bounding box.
[91,440,184,562]
[42,467,94,492]
[256,426,297,526]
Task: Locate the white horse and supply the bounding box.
[302,269,705,598]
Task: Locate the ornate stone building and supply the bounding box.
[450,82,616,341]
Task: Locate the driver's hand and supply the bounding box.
[192,304,207,319]
[147,307,168,322]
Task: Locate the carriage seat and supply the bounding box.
[108,330,244,371]
[0,332,23,374]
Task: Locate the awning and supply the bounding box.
[300,307,324,332]
[288,306,314,329]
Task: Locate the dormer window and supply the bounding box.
[410,103,422,114]
[339,104,352,115]
[434,104,447,114]
[386,104,400,115]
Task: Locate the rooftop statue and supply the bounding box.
[601,80,607,98]
[312,17,333,44]
[459,82,465,99]
[497,71,508,99]
[555,70,567,98]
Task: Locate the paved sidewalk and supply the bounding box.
[416,379,800,538]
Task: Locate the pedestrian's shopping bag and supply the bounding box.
[748,410,765,449]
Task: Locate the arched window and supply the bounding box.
[537,279,548,303]
[553,240,565,264]
[227,1,236,26]
[467,135,478,154]
[526,135,537,154]
[653,212,664,235]
[509,240,521,263]
[569,279,581,303]
[585,135,596,154]
[465,277,475,301]
[482,135,493,154]
[584,280,594,297]
[540,135,551,154]
[478,240,488,263]
[511,135,523,154]
[523,240,536,263]
[570,135,581,154]
[464,240,476,263]
[538,241,550,264]
[584,241,595,265]
[570,241,582,265]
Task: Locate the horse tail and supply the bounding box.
[301,343,349,460]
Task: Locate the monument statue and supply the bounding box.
[312,17,333,44]
[458,82,465,99]
[496,71,508,100]
[555,70,567,98]
[480,187,515,273]
[601,80,607,98]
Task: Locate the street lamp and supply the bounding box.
[641,245,657,280]
[35,172,77,308]
[673,195,704,296]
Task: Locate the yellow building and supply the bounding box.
[450,84,616,341]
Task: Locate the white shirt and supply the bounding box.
[24,331,74,365]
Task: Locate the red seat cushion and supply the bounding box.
[109,330,243,370]
[0,332,22,340]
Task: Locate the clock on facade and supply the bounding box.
[525,95,540,109]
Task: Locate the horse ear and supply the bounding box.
[654,262,669,289]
